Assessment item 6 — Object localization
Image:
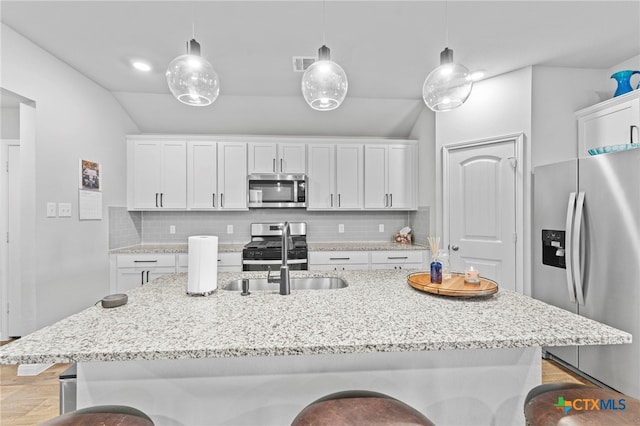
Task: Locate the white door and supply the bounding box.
[132,141,162,209]
[218,142,248,210]
[364,145,388,209]
[336,144,363,209]
[445,140,517,290]
[159,141,186,209]
[387,144,414,209]
[187,141,217,209]
[248,142,277,174]
[278,143,306,174]
[307,144,335,209]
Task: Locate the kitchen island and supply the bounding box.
[0,270,630,425]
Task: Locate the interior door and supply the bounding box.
[446,140,516,290]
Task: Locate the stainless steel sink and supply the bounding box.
[222,277,347,291]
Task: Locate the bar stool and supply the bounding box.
[40,405,154,426]
[524,383,640,425]
[291,390,435,425]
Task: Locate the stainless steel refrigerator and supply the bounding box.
[533,148,640,398]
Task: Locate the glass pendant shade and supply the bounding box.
[166,39,220,106]
[423,48,473,112]
[301,45,348,111]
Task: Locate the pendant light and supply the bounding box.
[301,1,348,111]
[422,1,472,112]
[166,25,220,107]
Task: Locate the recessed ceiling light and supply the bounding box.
[132,61,152,72]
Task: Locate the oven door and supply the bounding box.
[242,259,308,271]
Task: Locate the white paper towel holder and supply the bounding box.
[186,235,219,297]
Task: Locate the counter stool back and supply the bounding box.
[40,405,154,426]
[291,390,434,425]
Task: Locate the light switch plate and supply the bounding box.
[227,225,234,234]
[46,202,57,218]
[58,203,72,217]
[169,225,176,234]
[338,224,344,233]
[379,224,384,232]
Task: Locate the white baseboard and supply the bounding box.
[17,363,54,376]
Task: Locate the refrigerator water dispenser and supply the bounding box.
[542,229,566,268]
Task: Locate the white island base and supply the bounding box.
[77,346,541,426]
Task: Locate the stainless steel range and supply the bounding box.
[242,222,308,271]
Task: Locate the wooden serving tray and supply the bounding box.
[407,272,498,297]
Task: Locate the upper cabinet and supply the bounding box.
[128,139,187,210]
[364,144,416,210]
[248,142,306,174]
[187,141,248,210]
[576,91,640,157]
[307,144,364,210]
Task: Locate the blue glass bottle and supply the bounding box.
[430,259,442,284]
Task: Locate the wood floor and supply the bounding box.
[0,340,593,425]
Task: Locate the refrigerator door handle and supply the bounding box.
[565,192,577,302]
[573,191,586,306]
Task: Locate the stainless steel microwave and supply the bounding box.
[247,174,307,208]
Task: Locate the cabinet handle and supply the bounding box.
[330,257,351,260]
[141,271,145,285]
[160,193,164,207]
[155,193,159,208]
[273,158,276,172]
[338,193,341,207]
[390,193,393,207]
[213,193,216,208]
[221,193,224,208]
[146,270,150,283]
[134,260,158,263]
[331,194,334,207]
[388,256,408,260]
[631,125,638,144]
[384,194,388,207]
[280,158,284,172]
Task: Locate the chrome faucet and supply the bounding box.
[267,221,291,295]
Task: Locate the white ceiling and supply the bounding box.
[1,1,639,135]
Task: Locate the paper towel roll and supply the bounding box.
[187,235,218,296]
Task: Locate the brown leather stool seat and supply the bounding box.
[524,383,640,425]
[40,405,154,426]
[291,390,435,425]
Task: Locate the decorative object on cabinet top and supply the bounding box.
[610,70,640,98]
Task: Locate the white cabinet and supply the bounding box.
[576,91,640,157]
[248,142,306,174]
[187,141,248,210]
[307,144,364,210]
[309,251,369,271]
[370,250,425,270]
[177,252,242,273]
[112,254,176,293]
[364,144,416,210]
[128,139,187,210]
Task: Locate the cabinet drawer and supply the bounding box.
[371,263,423,270]
[117,254,176,268]
[309,251,369,265]
[178,252,242,268]
[370,251,423,264]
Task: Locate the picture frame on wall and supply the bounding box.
[79,159,101,191]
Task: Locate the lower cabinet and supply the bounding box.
[113,254,177,293]
[309,251,370,271]
[370,251,425,270]
[177,252,242,273]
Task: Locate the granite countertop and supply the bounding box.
[0,270,630,365]
[110,242,426,254]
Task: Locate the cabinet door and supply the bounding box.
[132,141,162,209]
[387,144,415,209]
[307,144,335,210]
[218,142,248,210]
[160,141,187,208]
[116,269,145,292]
[279,143,307,174]
[187,141,217,209]
[248,142,277,174]
[336,144,363,209]
[364,145,388,209]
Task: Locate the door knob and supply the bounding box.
[451,245,459,251]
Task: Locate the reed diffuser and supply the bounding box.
[427,236,442,284]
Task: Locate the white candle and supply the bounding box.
[465,266,480,283]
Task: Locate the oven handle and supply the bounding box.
[242,259,307,265]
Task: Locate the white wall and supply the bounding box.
[1,24,139,330]
[1,108,20,139]
[409,107,436,239]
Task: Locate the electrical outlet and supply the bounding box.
[46,202,57,218]
[227,225,234,234]
[338,224,344,233]
[169,225,176,234]
[58,203,72,217]
[379,224,385,232]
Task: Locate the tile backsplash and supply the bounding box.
[109,207,430,248]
